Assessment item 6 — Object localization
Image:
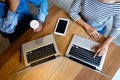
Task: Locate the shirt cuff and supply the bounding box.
[69,13,81,22]
[37,12,47,22]
[108,28,120,39]
[7,10,18,19]
[0,10,19,33]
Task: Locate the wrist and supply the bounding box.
[76,18,91,30]
[84,25,91,30]
[103,36,113,46]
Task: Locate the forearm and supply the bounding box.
[37,0,48,22]
[103,36,114,46]
[28,0,48,22]
[0,10,19,33]
[8,0,20,12]
[76,18,91,30]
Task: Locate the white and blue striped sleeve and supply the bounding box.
[69,0,81,22]
[108,10,120,39]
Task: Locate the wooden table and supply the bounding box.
[0,6,120,80]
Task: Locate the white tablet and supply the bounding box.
[54,18,69,36]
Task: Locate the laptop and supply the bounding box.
[65,35,107,71]
[22,34,60,67]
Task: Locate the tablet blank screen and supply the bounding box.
[55,20,68,34]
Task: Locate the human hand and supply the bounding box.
[34,21,43,32]
[92,43,108,58]
[85,26,102,41]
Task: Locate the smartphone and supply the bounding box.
[54,18,69,36]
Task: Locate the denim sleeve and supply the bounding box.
[28,0,48,22]
[0,10,19,34]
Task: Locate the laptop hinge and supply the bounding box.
[30,56,56,67]
[68,56,96,70]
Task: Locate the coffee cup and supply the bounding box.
[30,20,39,30]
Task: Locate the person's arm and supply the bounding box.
[108,12,120,39]
[37,0,48,23]
[8,0,20,12]
[29,0,48,32]
[0,10,19,33]
[76,18,102,40]
[93,36,113,57]
[0,0,19,33]
[69,0,101,41]
[93,10,120,57]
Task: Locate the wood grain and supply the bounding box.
[0,6,120,80]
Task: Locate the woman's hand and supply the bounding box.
[92,43,108,58]
[92,36,113,58]
[85,25,102,41]
[34,21,43,32]
[76,18,102,41]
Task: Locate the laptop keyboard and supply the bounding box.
[26,43,56,63]
[69,44,102,66]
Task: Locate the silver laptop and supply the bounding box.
[22,34,60,67]
[65,35,107,71]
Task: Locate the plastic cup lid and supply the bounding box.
[30,20,39,30]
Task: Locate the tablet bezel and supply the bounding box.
[54,18,69,36]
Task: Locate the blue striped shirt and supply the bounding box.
[0,0,48,34]
[69,0,120,39]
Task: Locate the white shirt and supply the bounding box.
[69,0,120,39]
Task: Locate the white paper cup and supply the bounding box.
[30,20,39,30]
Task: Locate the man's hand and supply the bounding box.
[34,21,43,32]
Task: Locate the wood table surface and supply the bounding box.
[0,6,120,80]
